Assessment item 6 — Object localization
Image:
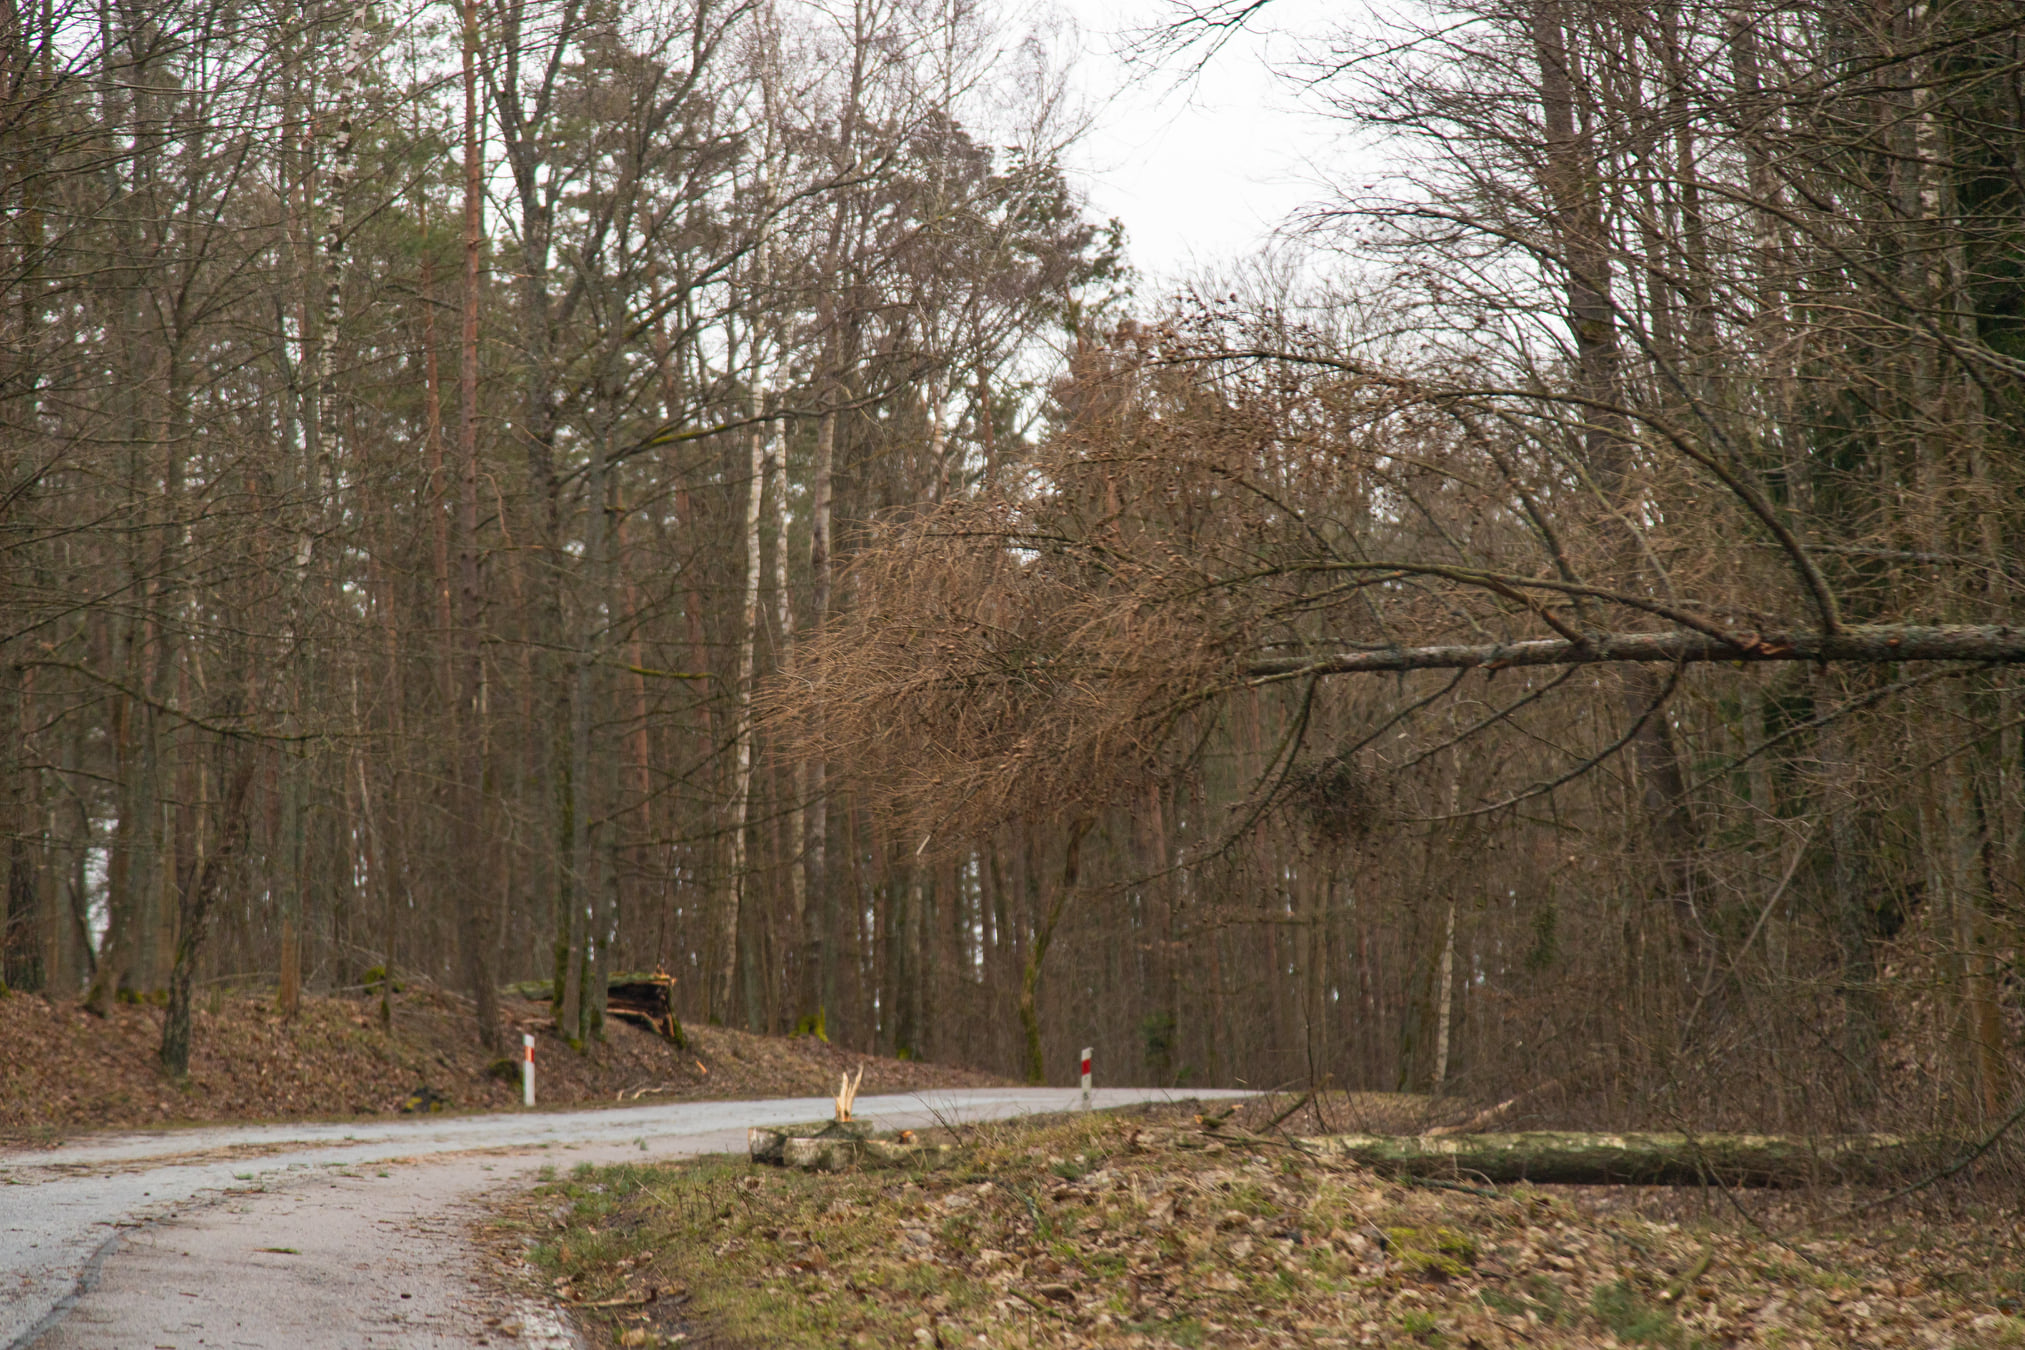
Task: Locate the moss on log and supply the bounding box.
[1291,1132,1949,1186]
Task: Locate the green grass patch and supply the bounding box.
[1590,1278,1699,1348]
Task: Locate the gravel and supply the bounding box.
[1,1088,1243,1348]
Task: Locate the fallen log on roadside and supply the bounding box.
[1290,1131,1955,1186]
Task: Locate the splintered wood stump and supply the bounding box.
[1293,1132,1950,1186]
[834,1065,864,1123]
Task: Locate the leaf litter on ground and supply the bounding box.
[0,985,1006,1142]
[499,1100,2025,1349]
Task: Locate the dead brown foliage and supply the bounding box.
[526,1103,2025,1349]
[0,988,1008,1141]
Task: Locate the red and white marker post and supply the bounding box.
[1080,1046,1092,1110]
[522,1033,536,1107]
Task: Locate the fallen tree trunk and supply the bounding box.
[1291,1132,1954,1186]
[1247,623,2025,677]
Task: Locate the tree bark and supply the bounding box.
[1251,625,2025,678]
[717,380,768,1024]
[160,754,256,1076]
[456,0,498,1052]
[1291,1130,1957,1187]
[1432,903,1456,1089]
[1018,817,1090,1085]
[0,657,38,991]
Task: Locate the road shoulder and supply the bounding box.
[27,1153,582,1350]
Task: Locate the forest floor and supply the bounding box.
[0,984,1007,1142]
[506,1095,2025,1350]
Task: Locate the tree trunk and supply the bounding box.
[160,756,256,1076]
[0,657,39,991]
[1824,720,1882,1108]
[717,384,768,1024]
[803,394,841,1030]
[87,693,155,1014]
[1252,625,2025,678]
[1432,903,1456,1090]
[766,399,806,1029]
[1018,818,1090,1085]
[456,0,498,1052]
[1291,1131,1957,1188]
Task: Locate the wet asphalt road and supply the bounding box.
[1,1087,1246,1349]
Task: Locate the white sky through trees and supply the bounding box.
[1053,0,1359,285]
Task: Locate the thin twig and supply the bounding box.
[1403,1176,1503,1199]
[1791,1095,2025,1232]
[1258,1091,1314,1135]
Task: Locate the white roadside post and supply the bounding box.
[522,1033,536,1107]
[1080,1047,1092,1110]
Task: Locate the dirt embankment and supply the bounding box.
[0,985,1008,1141]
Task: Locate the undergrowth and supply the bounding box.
[508,1107,2025,1348]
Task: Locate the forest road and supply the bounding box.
[2,1086,1245,1349]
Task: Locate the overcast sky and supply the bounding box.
[1050,0,1359,288]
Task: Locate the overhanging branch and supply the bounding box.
[1247,624,2025,677]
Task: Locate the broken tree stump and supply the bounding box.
[747,1120,953,1171]
[603,972,684,1046]
[748,1120,865,1164]
[508,971,685,1046]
